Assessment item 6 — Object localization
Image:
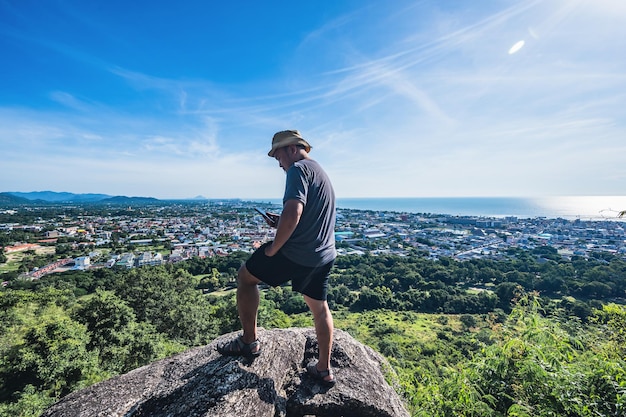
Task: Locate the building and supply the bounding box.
[135,252,163,267]
[74,256,91,270]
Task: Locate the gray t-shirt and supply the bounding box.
[281,159,336,267]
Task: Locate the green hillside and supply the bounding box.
[1,252,625,416]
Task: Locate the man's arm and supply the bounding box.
[265,199,303,256]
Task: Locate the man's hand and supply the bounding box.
[264,243,278,257]
[266,212,280,228]
[263,200,303,257]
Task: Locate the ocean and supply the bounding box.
[253,196,626,221]
[334,197,626,221]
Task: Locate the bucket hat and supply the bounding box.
[268,130,312,157]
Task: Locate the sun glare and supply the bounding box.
[508,40,525,54]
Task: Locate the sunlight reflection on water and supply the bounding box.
[529,196,626,220]
[329,197,626,221]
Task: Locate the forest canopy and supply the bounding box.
[1,249,625,416]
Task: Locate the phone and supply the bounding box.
[254,207,273,224]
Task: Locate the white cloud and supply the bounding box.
[2,0,625,198]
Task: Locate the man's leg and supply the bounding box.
[304,295,334,380]
[237,264,262,345]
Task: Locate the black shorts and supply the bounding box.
[245,242,334,301]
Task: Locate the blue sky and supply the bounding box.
[1,0,625,199]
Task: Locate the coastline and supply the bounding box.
[251,196,626,221]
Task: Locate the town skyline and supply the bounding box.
[3,198,625,282]
[3,191,626,223]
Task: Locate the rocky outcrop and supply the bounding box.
[42,328,410,417]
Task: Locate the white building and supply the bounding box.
[75,256,91,269]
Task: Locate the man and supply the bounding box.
[217,130,337,386]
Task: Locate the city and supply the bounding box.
[1,200,625,283]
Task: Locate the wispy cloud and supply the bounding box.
[1,0,624,198]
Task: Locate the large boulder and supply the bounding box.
[42,328,410,417]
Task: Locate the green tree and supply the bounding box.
[353,286,395,310]
[593,303,626,356]
[74,290,176,373]
[1,306,100,400]
[495,282,523,312]
[459,314,476,329]
[0,384,54,417]
[197,267,221,291]
[112,266,218,345]
[327,284,355,308]
[458,296,626,416]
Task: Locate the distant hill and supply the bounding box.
[0,192,32,205]
[2,191,162,206]
[7,191,112,202]
[100,196,160,204]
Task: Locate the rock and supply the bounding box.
[42,328,410,417]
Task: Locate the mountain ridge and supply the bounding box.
[7,191,112,202]
[0,193,32,205]
[1,191,164,206]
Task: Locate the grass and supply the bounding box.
[1,247,58,273]
[333,310,463,342]
[0,252,25,273]
[273,308,493,416]
[208,288,236,297]
[283,308,489,366]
